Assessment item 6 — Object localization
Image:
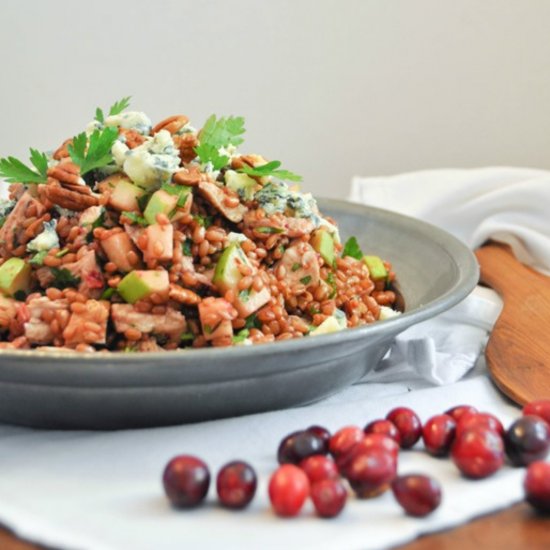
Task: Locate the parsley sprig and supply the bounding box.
[238,160,302,182]
[68,127,119,176]
[195,115,245,170]
[95,96,131,124]
[0,148,49,184]
[342,236,363,260]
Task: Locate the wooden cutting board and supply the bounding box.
[475,242,550,405]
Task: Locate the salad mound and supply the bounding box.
[0,98,399,352]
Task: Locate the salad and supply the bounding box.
[0,98,399,352]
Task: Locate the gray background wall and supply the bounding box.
[1,0,550,198]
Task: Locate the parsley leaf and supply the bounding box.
[238,160,302,182]
[291,263,301,272]
[300,275,312,285]
[0,148,49,184]
[326,271,337,299]
[181,239,193,256]
[29,250,48,266]
[122,211,148,226]
[342,236,363,260]
[95,96,131,123]
[244,313,261,330]
[50,268,80,289]
[232,328,250,344]
[194,214,213,228]
[68,127,119,175]
[195,114,245,169]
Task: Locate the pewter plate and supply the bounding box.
[0,199,479,429]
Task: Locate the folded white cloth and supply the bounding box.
[350,166,550,386]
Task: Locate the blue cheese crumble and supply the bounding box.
[27,219,59,252]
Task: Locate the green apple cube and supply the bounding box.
[311,229,336,266]
[362,255,388,281]
[109,179,145,212]
[117,270,169,304]
[143,189,178,225]
[213,243,251,294]
[0,258,31,297]
[224,170,257,201]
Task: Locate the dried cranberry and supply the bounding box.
[422,414,457,456]
[451,429,504,479]
[523,400,550,427]
[345,448,397,498]
[163,455,210,508]
[306,425,331,453]
[299,455,339,484]
[456,412,505,438]
[311,478,348,518]
[216,460,257,509]
[277,430,326,464]
[524,461,550,513]
[364,419,401,445]
[391,474,442,517]
[329,425,364,458]
[268,464,310,517]
[445,405,478,423]
[386,407,422,449]
[504,416,550,467]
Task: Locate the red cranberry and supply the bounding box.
[216,460,257,509]
[277,430,326,464]
[306,425,331,453]
[451,429,505,479]
[364,419,402,445]
[299,455,339,484]
[268,464,310,517]
[329,425,364,458]
[523,400,550,427]
[336,434,400,476]
[456,412,505,438]
[524,461,550,513]
[504,416,550,467]
[422,414,457,456]
[386,407,422,449]
[311,478,348,518]
[162,455,210,508]
[345,448,397,498]
[445,405,478,423]
[391,474,442,517]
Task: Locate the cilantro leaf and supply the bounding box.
[108,96,131,116]
[0,148,49,184]
[238,160,302,182]
[195,114,245,169]
[342,236,363,260]
[68,127,119,175]
[50,268,81,289]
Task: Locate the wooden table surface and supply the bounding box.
[1,503,548,550]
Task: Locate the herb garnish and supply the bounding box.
[342,236,363,260]
[238,160,302,182]
[291,262,301,272]
[122,211,148,226]
[232,328,250,344]
[180,332,194,342]
[181,239,193,256]
[195,115,245,170]
[244,313,261,330]
[29,250,48,266]
[300,275,312,285]
[255,226,284,234]
[68,127,119,175]
[51,267,81,289]
[95,96,131,124]
[0,148,49,184]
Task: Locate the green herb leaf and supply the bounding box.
[55,248,69,258]
[194,143,230,171]
[244,313,261,330]
[342,236,363,260]
[0,148,49,184]
[181,239,193,256]
[194,214,213,228]
[255,226,284,234]
[100,287,116,300]
[68,127,119,175]
[50,267,80,289]
[300,275,312,285]
[232,328,249,344]
[238,160,302,182]
[29,250,48,266]
[108,96,131,116]
[291,262,301,272]
[326,271,337,299]
[180,331,194,342]
[14,290,27,301]
[122,211,148,226]
[161,183,192,207]
[195,114,245,169]
[95,107,105,124]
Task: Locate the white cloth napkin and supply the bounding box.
[351,166,550,386]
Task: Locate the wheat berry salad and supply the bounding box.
[0,98,400,353]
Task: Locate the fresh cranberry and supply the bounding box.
[523,400,550,427]
[422,414,457,456]
[163,455,210,508]
[216,460,257,509]
[277,430,326,464]
[504,416,550,467]
[524,461,550,513]
[456,412,505,438]
[329,425,364,458]
[345,448,397,498]
[268,464,310,517]
[311,478,348,518]
[386,407,422,449]
[299,455,339,484]
[306,425,331,453]
[364,419,401,445]
[445,405,478,423]
[451,429,505,479]
[391,474,442,517]
[336,434,400,476]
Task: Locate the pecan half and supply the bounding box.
[53,138,73,160]
[152,115,189,135]
[47,160,82,185]
[42,180,99,211]
[173,133,198,163]
[119,128,146,149]
[172,165,202,186]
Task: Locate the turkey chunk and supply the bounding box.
[63,300,110,346]
[24,296,69,344]
[198,181,247,223]
[111,304,186,341]
[276,241,320,288]
[198,297,237,341]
